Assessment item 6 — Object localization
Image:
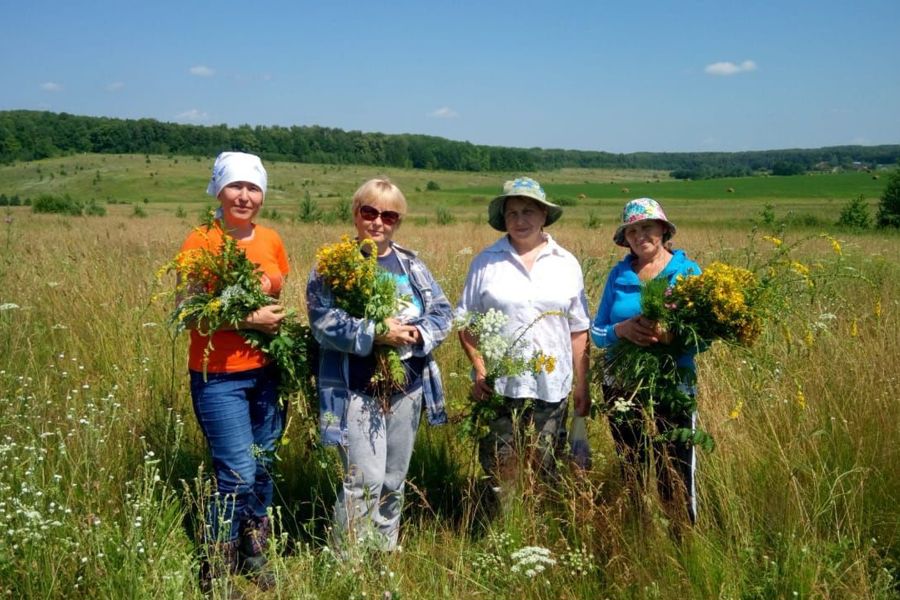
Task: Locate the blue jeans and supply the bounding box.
[189,365,284,542]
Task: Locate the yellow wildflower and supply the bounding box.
[874,300,882,318]
[795,386,806,409]
[729,400,744,419]
[850,319,858,337]
[804,329,814,348]
[762,235,783,248]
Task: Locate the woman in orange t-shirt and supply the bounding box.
[181,152,288,592]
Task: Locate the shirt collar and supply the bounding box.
[488,232,561,257]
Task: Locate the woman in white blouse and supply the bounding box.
[458,177,591,491]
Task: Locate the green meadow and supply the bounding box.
[0,154,898,599]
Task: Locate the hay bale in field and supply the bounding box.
[727,187,735,193]
[621,187,630,194]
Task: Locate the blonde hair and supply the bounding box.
[351,178,408,216]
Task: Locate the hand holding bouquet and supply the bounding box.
[160,217,314,399]
[314,235,406,402]
[455,308,559,438]
[607,262,764,451]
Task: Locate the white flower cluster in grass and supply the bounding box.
[510,545,556,578]
[559,545,597,577]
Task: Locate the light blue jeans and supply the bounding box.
[333,386,423,551]
[189,365,284,542]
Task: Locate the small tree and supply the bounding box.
[837,194,871,229]
[876,166,900,228]
[298,190,321,223]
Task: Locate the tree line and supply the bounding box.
[1,110,898,177]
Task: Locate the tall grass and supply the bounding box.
[0,208,897,598]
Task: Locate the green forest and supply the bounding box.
[1,109,899,177]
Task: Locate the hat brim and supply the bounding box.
[488,193,563,232]
[613,219,677,247]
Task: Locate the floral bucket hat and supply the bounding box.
[488,177,563,232]
[613,197,677,247]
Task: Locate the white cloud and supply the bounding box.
[429,106,459,119]
[40,81,63,92]
[175,109,209,122]
[189,65,215,77]
[105,81,125,92]
[704,60,758,76]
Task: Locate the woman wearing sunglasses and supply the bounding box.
[306,178,453,551]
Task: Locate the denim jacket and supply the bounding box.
[306,241,451,445]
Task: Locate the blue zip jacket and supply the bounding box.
[590,249,702,371]
[306,241,451,445]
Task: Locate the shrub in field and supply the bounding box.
[298,190,321,223]
[876,166,900,228]
[436,206,456,225]
[758,202,776,227]
[555,197,577,207]
[425,180,441,191]
[837,194,871,229]
[31,193,83,215]
[332,196,352,222]
[131,203,148,218]
[83,200,106,216]
[584,211,601,229]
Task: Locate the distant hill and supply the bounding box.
[1,110,898,177]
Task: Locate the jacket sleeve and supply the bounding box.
[306,269,376,356]
[407,258,453,356]
[590,267,619,348]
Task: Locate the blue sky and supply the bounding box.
[2,0,898,153]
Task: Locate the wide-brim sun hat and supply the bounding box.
[488,176,562,232]
[613,197,677,247]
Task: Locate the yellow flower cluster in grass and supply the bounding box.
[671,262,762,345]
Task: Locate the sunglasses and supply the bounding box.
[358,204,401,226]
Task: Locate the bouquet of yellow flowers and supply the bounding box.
[314,236,405,402]
[160,216,315,400]
[454,308,559,438]
[607,262,764,451]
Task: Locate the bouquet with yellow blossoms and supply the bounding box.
[455,308,559,438]
[314,235,405,402]
[160,216,315,399]
[608,262,764,451]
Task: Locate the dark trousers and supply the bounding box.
[603,385,696,523]
[478,397,568,486]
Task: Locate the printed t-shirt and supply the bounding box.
[347,250,426,395]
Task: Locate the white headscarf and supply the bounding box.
[206,151,268,198]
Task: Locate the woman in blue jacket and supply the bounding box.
[306,178,452,551]
[591,198,702,523]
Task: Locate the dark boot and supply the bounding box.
[239,516,275,590]
[199,539,244,598]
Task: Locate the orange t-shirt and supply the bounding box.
[180,224,290,373]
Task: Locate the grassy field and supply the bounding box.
[0,156,898,599]
[0,153,890,226]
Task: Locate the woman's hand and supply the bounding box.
[375,317,420,347]
[615,316,666,347]
[243,305,285,335]
[471,370,494,402]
